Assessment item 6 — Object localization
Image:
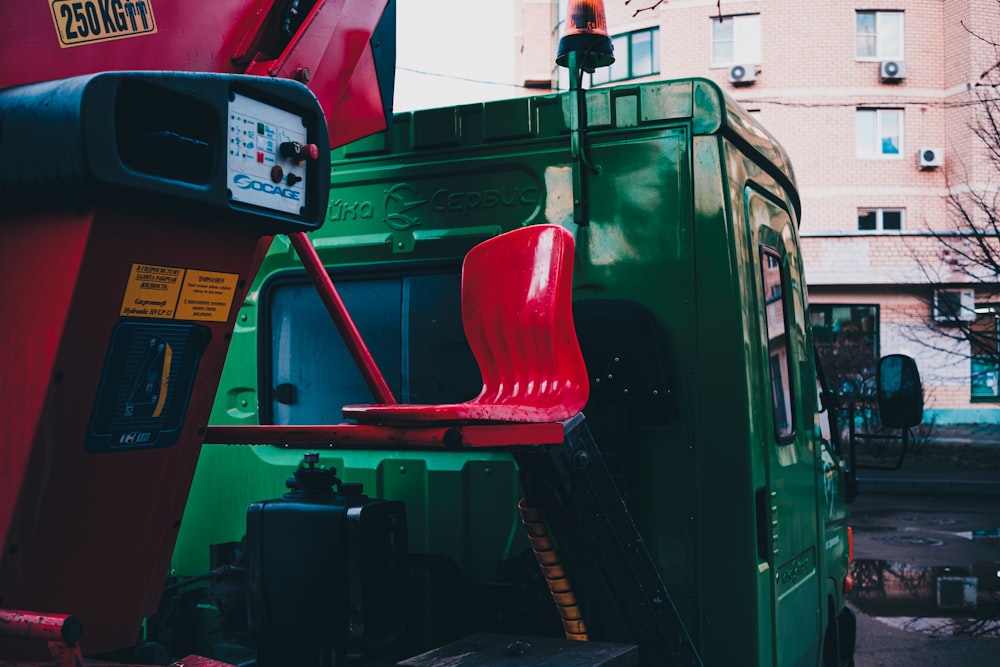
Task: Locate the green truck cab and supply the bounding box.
[175,78,856,666]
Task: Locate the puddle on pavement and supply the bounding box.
[850,558,1000,637]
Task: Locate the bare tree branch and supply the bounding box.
[901,65,1000,387]
[625,0,665,17]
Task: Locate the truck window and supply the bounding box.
[261,271,481,424]
[760,246,795,442]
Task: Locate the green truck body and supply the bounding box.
[175,78,853,666]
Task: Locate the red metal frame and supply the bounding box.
[0,2,393,663]
[206,419,573,449]
[288,232,395,404]
[207,226,589,451]
[0,0,392,148]
[0,611,83,667]
[0,611,82,644]
[0,609,238,667]
[208,226,589,447]
[0,207,272,657]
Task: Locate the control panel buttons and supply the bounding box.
[279,141,320,162]
[228,92,315,217]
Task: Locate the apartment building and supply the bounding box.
[514,0,1000,425]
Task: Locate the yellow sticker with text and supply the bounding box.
[174,269,240,322]
[121,264,239,323]
[50,0,157,48]
[121,263,183,319]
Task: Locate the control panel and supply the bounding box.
[228,93,320,216]
[0,72,331,232]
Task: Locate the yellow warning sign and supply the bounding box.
[121,263,183,319]
[175,270,240,322]
[120,264,239,323]
[50,0,158,48]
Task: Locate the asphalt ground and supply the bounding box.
[918,423,1000,448]
[850,440,1000,666]
[853,603,1000,666]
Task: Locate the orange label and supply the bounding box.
[50,0,157,48]
[120,264,238,323]
[174,270,240,322]
[120,263,183,319]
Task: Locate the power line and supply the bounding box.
[736,96,1000,109]
[395,65,1000,109]
[396,65,546,91]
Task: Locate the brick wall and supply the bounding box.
[516,0,559,87]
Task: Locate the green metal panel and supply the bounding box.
[688,132,760,665]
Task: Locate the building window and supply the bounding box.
[711,14,760,66]
[856,10,903,60]
[856,108,903,158]
[971,304,1000,400]
[761,246,795,441]
[591,28,659,85]
[858,208,904,232]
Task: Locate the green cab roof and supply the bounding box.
[335,78,800,220]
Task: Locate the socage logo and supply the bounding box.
[233,174,300,201]
[383,183,426,231]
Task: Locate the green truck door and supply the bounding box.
[749,185,824,667]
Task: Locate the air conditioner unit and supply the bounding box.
[918,147,944,169]
[880,59,907,81]
[728,64,756,85]
[933,289,976,323]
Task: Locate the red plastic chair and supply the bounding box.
[342,224,589,424]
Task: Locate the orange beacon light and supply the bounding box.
[556,0,615,72]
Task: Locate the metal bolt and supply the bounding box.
[444,428,463,449]
[506,640,531,656]
[571,449,591,470]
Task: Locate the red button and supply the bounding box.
[279,142,321,162]
[270,165,284,183]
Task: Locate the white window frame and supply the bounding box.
[710,14,761,67]
[591,28,660,85]
[856,10,904,61]
[857,207,905,232]
[856,108,904,159]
